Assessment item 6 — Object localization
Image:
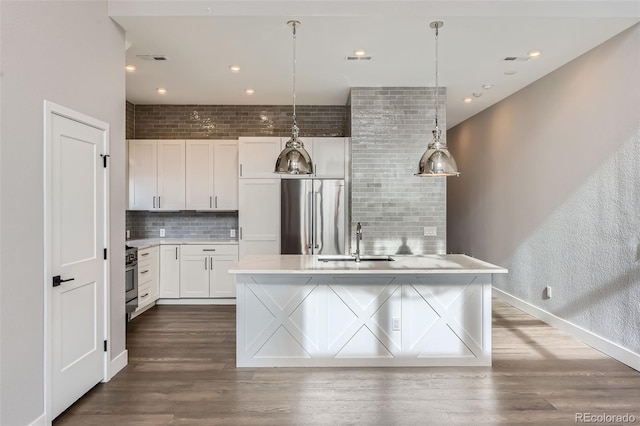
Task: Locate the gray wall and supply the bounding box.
[127,211,238,240]
[448,24,640,355]
[0,1,126,424]
[350,87,447,255]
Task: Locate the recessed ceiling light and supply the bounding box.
[125,65,136,72]
[229,65,241,72]
[472,91,483,98]
[528,50,542,58]
[156,87,167,95]
[504,70,518,75]
[464,97,473,103]
[245,89,255,95]
[353,49,367,56]
[482,84,493,90]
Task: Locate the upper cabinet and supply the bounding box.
[279,137,346,179]
[185,140,238,210]
[129,140,186,211]
[238,137,281,178]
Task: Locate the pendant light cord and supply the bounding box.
[434,22,439,131]
[292,22,298,133]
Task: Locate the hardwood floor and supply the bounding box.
[54,299,640,425]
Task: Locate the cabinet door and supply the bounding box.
[238,137,281,178]
[179,254,210,298]
[238,179,280,258]
[159,245,180,298]
[157,140,186,210]
[185,140,215,210]
[128,140,157,210]
[312,137,345,178]
[213,140,239,210]
[210,255,238,298]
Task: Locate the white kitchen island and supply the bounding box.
[230,254,507,368]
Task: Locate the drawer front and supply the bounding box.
[181,244,238,256]
[137,283,153,310]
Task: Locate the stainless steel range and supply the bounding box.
[125,246,138,318]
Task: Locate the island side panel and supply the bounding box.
[236,273,493,367]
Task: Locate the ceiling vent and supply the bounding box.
[346,56,372,61]
[504,56,529,62]
[137,55,168,61]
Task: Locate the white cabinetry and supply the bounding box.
[238,137,281,178]
[279,137,346,179]
[185,140,238,210]
[128,140,186,210]
[159,245,180,298]
[136,246,159,312]
[179,245,239,298]
[238,179,280,258]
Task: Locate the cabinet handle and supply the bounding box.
[175,247,178,260]
[140,252,149,257]
[153,196,156,208]
[141,269,149,274]
[210,257,213,269]
[158,196,161,208]
[202,249,216,252]
[314,164,317,176]
[215,196,218,208]
[141,293,149,298]
[210,196,212,208]
[240,164,243,177]
[239,227,243,240]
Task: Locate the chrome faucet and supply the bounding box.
[355,222,362,262]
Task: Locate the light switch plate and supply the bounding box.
[230,229,236,238]
[423,226,437,237]
[160,228,165,237]
[126,230,130,239]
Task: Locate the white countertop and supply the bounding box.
[126,238,238,249]
[230,254,507,275]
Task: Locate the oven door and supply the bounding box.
[125,261,138,313]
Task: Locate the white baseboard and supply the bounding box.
[493,287,640,371]
[156,298,236,305]
[29,413,46,426]
[109,349,128,379]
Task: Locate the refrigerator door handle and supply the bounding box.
[314,191,321,250]
[307,190,313,250]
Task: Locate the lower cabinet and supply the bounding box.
[179,245,238,298]
[160,245,180,298]
[136,246,159,312]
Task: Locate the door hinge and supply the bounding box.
[100,154,110,168]
[104,340,108,352]
[104,248,107,260]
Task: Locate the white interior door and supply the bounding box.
[50,112,106,418]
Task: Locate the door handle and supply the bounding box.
[52,275,74,287]
[158,196,161,208]
[210,257,213,269]
[210,196,212,208]
[215,196,218,208]
[175,247,178,260]
[153,196,156,208]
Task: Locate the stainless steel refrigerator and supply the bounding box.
[281,179,346,255]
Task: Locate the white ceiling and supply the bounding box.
[111,1,639,128]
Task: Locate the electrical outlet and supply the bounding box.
[160,228,165,237]
[230,229,236,238]
[126,230,130,239]
[423,226,437,237]
[392,317,401,331]
[544,286,552,299]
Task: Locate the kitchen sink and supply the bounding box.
[317,254,394,262]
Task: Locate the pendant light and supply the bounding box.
[275,20,313,175]
[416,21,460,177]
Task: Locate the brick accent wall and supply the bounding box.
[350,87,447,255]
[126,211,238,240]
[126,101,135,139]
[131,104,346,139]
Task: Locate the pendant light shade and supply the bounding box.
[275,20,313,175]
[416,21,459,177]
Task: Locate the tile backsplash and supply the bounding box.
[126,211,238,240]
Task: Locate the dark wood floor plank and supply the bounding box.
[54,299,640,425]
